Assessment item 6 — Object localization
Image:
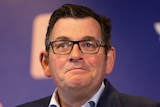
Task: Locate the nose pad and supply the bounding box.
[69,44,83,62]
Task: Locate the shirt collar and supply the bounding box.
[49,82,105,107]
[49,89,60,107]
[82,82,105,107]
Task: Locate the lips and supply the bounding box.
[68,68,88,73]
[65,65,90,73]
[64,63,91,74]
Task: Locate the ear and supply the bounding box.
[39,51,51,77]
[106,47,116,75]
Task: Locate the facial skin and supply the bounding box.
[40,17,116,106]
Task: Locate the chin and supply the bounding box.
[66,77,90,89]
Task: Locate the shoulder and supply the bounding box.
[119,93,160,107]
[16,96,51,107]
[101,79,160,107]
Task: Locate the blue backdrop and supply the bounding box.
[0,0,160,107]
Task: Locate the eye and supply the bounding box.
[85,42,93,47]
[54,41,70,49]
[81,41,98,49]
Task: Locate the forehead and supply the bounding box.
[50,17,102,41]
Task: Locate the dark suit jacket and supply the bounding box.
[17,79,160,107]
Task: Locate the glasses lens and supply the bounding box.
[53,41,72,54]
[80,40,99,53]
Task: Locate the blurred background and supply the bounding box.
[0,0,160,107]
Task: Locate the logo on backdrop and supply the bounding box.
[30,13,51,80]
[0,102,3,107]
[154,22,160,42]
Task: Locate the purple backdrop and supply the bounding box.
[0,0,160,107]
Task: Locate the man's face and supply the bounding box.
[43,17,113,91]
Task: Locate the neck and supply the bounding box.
[57,85,100,107]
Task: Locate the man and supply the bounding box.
[17,3,160,107]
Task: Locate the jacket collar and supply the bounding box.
[97,79,121,107]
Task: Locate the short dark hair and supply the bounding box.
[45,3,112,53]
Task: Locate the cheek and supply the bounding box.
[87,50,107,77]
[87,54,106,70]
[49,56,66,75]
[48,55,68,84]
[87,55,99,65]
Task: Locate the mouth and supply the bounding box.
[68,68,89,74]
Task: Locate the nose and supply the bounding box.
[69,44,83,62]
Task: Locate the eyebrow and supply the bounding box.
[54,36,97,41]
[54,36,70,41]
[81,36,96,40]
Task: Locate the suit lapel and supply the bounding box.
[97,79,121,107]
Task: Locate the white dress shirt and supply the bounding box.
[49,82,105,107]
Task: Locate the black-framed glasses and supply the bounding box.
[48,40,106,55]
